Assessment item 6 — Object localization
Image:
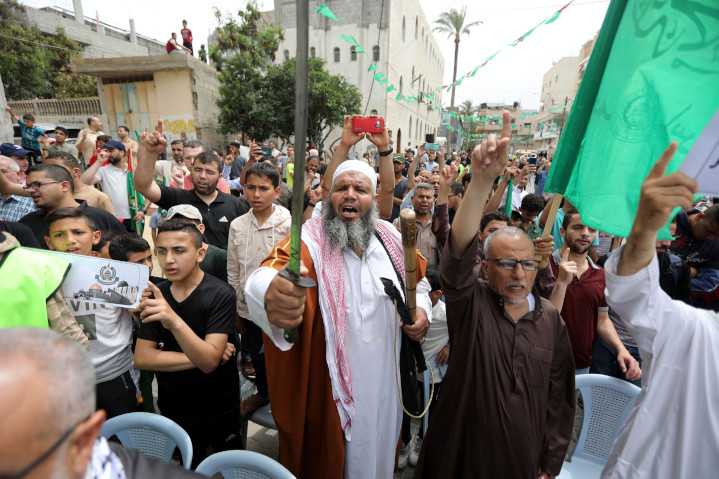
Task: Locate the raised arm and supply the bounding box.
[365,116,392,219]
[5,106,18,122]
[450,111,511,257]
[437,143,446,171]
[322,115,368,201]
[239,143,262,188]
[79,150,106,185]
[483,166,516,215]
[0,167,28,197]
[405,153,421,193]
[539,194,557,229]
[619,142,696,277]
[133,121,166,204]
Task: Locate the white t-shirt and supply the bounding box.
[421,300,449,382]
[96,164,130,219]
[66,300,135,383]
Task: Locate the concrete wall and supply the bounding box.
[24,7,165,59]
[540,56,578,111]
[0,74,13,141]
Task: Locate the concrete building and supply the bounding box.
[471,104,535,154]
[575,33,599,97]
[265,0,445,153]
[529,56,579,152]
[21,1,165,59]
[72,55,232,149]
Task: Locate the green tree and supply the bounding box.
[0,1,97,100]
[433,7,482,109]
[211,3,361,148]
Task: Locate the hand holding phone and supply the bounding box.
[352,116,384,134]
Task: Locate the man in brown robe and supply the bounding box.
[415,112,575,479]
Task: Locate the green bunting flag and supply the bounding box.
[378,78,388,85]
[545,0,573,24]
[545,0,719,239]
[387,85,397,93]
[339,34,360,46]
[373,72,384,81]
[396,91,402,101]
[368,63,377,72]
[315,5,339,21]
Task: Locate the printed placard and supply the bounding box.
[678,109,719,197]
[39,250,149,309]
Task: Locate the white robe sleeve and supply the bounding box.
[604,244,696,356]
[416,276,433,324]
[244,266,294,351]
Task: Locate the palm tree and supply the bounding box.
[458,99,478,118]
[433,7,482,108]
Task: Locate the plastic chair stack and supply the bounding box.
[557,374,640,479]
[100,412,193,469]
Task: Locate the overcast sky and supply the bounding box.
[22,0,610,109]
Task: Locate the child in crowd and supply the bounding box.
[6,107,45,165]
[227,162,291,417]
[44,207,139,418]
[135,219,240,468]
[166,204,227,282]
[92,228,123,259]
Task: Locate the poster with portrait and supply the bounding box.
[40,250,149,309]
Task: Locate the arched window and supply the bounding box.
[415,16,418,39]
[416,119,419,140]
[411,66,415,84]
[333,47,340,63]
[350,46,357,61]
[370,109,378,115]
[399,76,403,96]
[372,45,380,62]
[283,50,289,62]
[310,47,316,57]
[402,16,406,42]
[409,115,412,138]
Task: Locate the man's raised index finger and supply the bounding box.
[647,141,679,180]
[156,119,164,136]
[500,110,512,140]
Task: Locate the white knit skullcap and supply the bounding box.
[331,160,377,195]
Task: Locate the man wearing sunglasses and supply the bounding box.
[415,112,575,479]
[0,329,204,479]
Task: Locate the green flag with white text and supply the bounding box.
[545,0,719,238]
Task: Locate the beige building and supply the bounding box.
[71,55,232,149]
[264,0,445,153]
[575,33,599,97]
[528,56,579,152]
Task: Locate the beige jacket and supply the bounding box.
[227,205,292,318]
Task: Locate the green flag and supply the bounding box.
[545,0,719,239]
[315,5,338,21]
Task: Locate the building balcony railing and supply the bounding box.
[7,97,101,117]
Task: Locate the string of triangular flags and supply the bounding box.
[315,0,575,107]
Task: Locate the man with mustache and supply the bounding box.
[415,112,575,479]
[244,159,432,479]
[81,141,146,232]
[549,212,642,379]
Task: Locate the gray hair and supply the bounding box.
[484,226,532,256]
[0,329,95,437]
[0,155,20,172]
[414,182,434,195]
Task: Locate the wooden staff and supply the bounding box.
[542,193,564,238]
[399,208,417,324]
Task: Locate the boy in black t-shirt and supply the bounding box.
[135,219,240,467]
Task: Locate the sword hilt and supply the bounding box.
[278,268,316,343]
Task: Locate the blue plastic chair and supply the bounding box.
[101,412,193,469]
[557,374,640,479]
[421,354,447,436]
[195,450,295,478]
[241,403,277,449]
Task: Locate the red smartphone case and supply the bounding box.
[352,117,383,134]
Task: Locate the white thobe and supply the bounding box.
[246,232,432,479]
[602,245,719,479]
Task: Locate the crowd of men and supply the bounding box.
[0,108,717,479]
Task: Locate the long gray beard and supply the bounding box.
[322,201,379,254]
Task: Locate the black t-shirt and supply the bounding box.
[18,200,125,249]
[0,221,41,248]
[155,185,248,250]
[391,177,408,222]
[137,272,238,422]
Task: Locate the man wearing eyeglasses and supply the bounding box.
[415,112,575,479]
[5,164,125,248]
[0,329,205,479]
[0,156,36,222]
[548,212,642,379]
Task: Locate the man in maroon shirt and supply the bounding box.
[549,212,642,378]
[181,20,193,55]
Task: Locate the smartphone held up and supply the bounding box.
[352,116,384,134]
